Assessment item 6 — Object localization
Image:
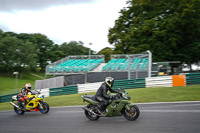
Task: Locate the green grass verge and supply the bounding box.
[0,85,200,111]
[127,85,200,103]
[0,76,36,95]
[0,73,48,96]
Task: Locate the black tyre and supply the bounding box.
[85,104,100,121]
[14,103,25,115]
[39,102,50,114]
[122,105,140,121]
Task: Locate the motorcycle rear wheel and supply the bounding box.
[122,105,140,121]
[14,103,25,115]
[85,104,100,121]
[39,102,50,114]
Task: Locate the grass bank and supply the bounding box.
[0,85,200,111]
[0,73,47,96]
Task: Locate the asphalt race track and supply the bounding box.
[0,101,200,133]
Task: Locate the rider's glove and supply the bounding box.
[24,96,28,100]
[28,96,35,101]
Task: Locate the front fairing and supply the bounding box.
[12,95,18,101]
[104,99,129,117]
[121,93,131,100]
[26,93,44,110]
[102,89,133,116]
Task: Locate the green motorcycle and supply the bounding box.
[81,88,140,121]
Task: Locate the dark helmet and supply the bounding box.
[105,77,114,88]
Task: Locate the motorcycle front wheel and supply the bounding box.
[122,105,140,121]
[39,101,50,114]
[85,104,100,121]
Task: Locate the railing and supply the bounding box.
[50,85,78,96]
[0,73,199,103]
[145,76,173,88]
[0,93,18,103]
[112,78,145,90]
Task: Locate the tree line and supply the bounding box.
[0,30,91,74]
[1,0,200,74]
[108,0,200,67]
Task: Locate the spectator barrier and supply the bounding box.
[50,85,78,96]
[185,73,200,85]
[0,73,199,103]
[0,88,49,103]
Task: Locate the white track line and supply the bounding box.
[1,101,200,112]
[51,101,200,109]
[140,110,200,113]
[140,103,200,109]
[137,101,200,105]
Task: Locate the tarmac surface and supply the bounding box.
[0,101,200,133]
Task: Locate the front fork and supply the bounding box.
[125,103,136,111]
[38,101,43,109]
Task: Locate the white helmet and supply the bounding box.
[25,83,32,90]
[105,77,114,88]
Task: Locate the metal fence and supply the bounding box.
[35,76,64,89]
[107,50,152,79]
[0,73,200,103]
[64,71,147,85]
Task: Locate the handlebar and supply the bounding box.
[30,90,41,95]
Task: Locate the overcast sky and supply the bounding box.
[0,0,127,52]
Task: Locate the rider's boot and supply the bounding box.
[21,102,26,111]
[96,104,103,115]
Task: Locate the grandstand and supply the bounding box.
[45,55,105,75]
[45,51,152,84]
[102,51,152,79]
[102,57,148,72]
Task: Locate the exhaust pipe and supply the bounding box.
[10,102,21,110]
[82,106,97,115]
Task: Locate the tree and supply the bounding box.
[0,34,37,73]
[59,41,92,57]
[15,41,38,72]
[98,47,114,62]
[0,35,20,72]
[0,29,94,73]
[48,44,63,62]
[108,0,200,64]
[0,29,3,39]
[18,33,58,72]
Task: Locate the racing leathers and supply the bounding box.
[95,82,118,111]
[17,87,31,109]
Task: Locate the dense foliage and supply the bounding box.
[108,0,200,64]
[0,30,92,73]
[1,0,200,74]
[97,47,114,62]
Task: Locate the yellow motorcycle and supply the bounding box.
[10,89,50,115]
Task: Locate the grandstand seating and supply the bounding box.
[138,58,148,70]
[49,59,103,73]
[47,53,149,73]
[130,58,141,70]
[102,58,148,71]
